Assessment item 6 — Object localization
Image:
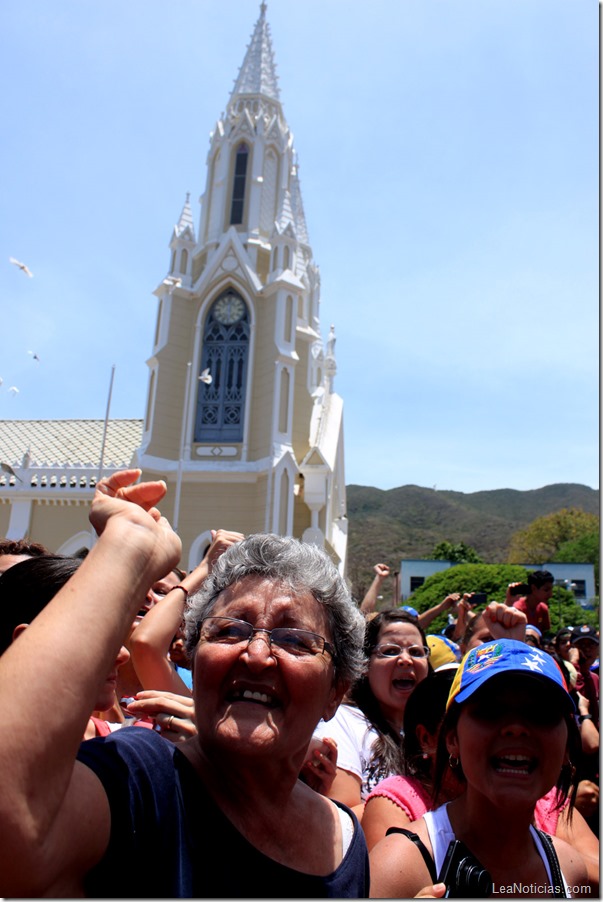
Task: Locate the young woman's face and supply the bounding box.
[368,621,430,729]
[446,674,569,811]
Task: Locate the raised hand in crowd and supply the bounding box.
[359,563,391,615]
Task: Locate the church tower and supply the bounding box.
[134,3,347,572]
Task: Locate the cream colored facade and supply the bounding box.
[0,6,347,572]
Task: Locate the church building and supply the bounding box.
[0,4,348,573]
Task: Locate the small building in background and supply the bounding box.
[400,559,597,607]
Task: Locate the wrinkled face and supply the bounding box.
[191,575,343,764]
[368,621,430,728]
[446,674,569,810]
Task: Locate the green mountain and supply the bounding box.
[346,483,599,599]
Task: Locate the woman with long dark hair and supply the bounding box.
[313,609,432,812]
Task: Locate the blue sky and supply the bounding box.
[0,0,598,493]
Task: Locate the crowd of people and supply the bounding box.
[0,473,598,897]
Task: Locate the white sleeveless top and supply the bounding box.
[424,803,571,897]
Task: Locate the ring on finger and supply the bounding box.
[166,715,175,730]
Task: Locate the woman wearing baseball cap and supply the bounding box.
[370,638,591,898]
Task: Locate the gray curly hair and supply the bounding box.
[184,533,366,685]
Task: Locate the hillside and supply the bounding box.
[346,482,599,599]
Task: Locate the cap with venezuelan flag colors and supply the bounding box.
[446,638,575,713]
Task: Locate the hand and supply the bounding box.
[567,645,580,666]
[443,592,461,610]
[574,779,599,819]
[482,602,527,642]
[92,469,168,526]
[124,690,196,743]
[576,692,591,717]
[415,883,446,898]
[373,563,391,581]
[90,469,181,583]
[505,582,526,605]
[204,529,245,572]
[300,736,338,795]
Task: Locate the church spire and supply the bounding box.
[229,3,280,106]
[174,192,195,242]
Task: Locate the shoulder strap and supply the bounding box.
[385,827,437,883]
[535,829,566,898]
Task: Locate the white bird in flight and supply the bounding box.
[0,462,22,482]
[9,257,33,277]
[198,368,212,385]
[8,386,19,395]
[164,276,181,292]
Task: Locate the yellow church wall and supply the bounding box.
[28,502,91,553]
[145,356,188,459]
[164,476,270,561]
[246,305,276,460]
[292,495,311,538]
[0,505,11,537]
[291,350,313,461]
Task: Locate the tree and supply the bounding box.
[408,563,527,634]
[554,532,600,593]
[407,563,599,636]
[508,509,600,565]
[429,541,484,564]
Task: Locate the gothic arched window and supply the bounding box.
[230,143,249,225]
[194,289,250,443]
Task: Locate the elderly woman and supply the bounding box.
[0,470,368,898]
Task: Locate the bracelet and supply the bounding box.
[578,714,593,724]
[172,584,189,600]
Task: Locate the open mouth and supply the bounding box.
[491,754,535,776]
[228,688,279,708]
[392,678,415,691]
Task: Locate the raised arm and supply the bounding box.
[482,601,527,642]
[417,592,460,630]
[129,529,244,694]
[359,563,391,615]
[0,469,181,896]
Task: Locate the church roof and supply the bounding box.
[0,419,142,471]
[230,3,280,103]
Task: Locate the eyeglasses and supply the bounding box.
[373,643,430,659]
[199,616,335,659]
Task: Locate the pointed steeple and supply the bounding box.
[174,192,196,242]
[290,163,309,246]
[229,3,280,105]
[276,188,295,232]
[167,192,196,284]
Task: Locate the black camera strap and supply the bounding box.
[385,827,437,883]
[534,830,567,897]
